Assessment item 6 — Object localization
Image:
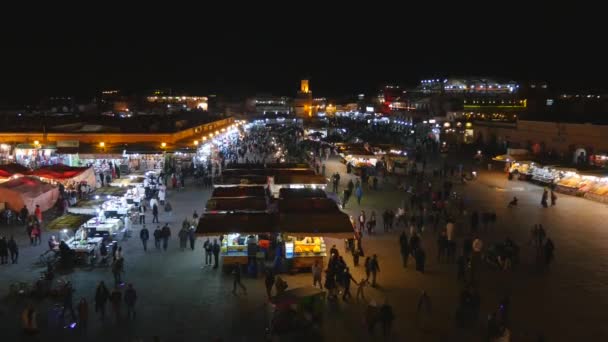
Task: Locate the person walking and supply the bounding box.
[8,236,18,264]
[355,185,363,205]
[95,281,109,321]
[358,210,366,234]
[62,282,77,323]
[355,278,368,302]
[188,226,196,251]
[369,254,380,287]
[32,223,42,246]
[1,237,11,264]
[544,238,555,269]
[352,246,361,267]
[19,205,28,226]
[178,227,188,251]
[232,263,247,295]
[153,226,161,249]
[551,190,557,206]
[541,188,549,208]
[203,238,212,266]
[161,224,171,251]
[264,269,275,299]
[342,267,358,301]
[212,239,220,269]
[110,287,122,323]
[124,283,137,320]
[368,211,377,235]
[112,257,124,287]
[139,226,149,252]
[77,298,88,332]
[138,204,146,225]
[34,204,42,224]
[312,260,323,288]
[379,300,395,337]
[364,256,372,282]
[151,203,159,223]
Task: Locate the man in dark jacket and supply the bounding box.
[7,236,18,264]
[19,206,28,226]
[212,239,220,269]
[188,226,196,251]
[0,237,8,264]
[161,224,171,251]
[124,283,137,320]
[152,204,159,223]
[203,238,212,266]
[139,226,149,251]
[153,226,161,249]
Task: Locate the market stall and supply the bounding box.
[0,176,60,212]
[28,165,97,188]
[81,216,124,239]
[0,163,29,183]
[277,198,354,270]
[270,174,327,197]
[196,212,276,267]
[508,161,536,180]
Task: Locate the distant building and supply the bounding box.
[294,79,313,118]
[145,95,208,113]
[250,95,292,116]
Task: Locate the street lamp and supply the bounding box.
[99,142,105,148]
[194,140,199,146]
[161,142,167,148]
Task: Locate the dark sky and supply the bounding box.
[1,5,604,102]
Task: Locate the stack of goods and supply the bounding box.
[584,181,608,203]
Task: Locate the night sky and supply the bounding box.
[1,6,604,102]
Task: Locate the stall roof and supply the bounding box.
[92,187,129,197]
[205,197,268,212]
[222,168,315,177]
[225,163,310,169]
[211,186,268,198]
[196,212,276,236]
[279,188,327,199]
[215,175,269,186]
[273,174,327,185]
[277,212,354,238]
[278,198,338,213]
[0,163,30,178]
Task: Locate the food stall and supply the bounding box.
[508,161,536,180]
[81,216,124,239]
[277,198,354,270]
[196,212,276,268]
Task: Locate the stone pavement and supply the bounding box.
[0,156,607,341]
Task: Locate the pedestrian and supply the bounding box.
[188,226,196,250]
[369,254,380,287]
[62,281,77,323]
[124,283,137,320]
[161,224,171,251]
[369,211,376,234]
[112,257,124,287]
[232,263,247,295]
[352,246,361,266]
[312,259,323,288]
[342,267,358,301]
[178,227,188,251]
[27,221,34,245]
[19,205,28,226]
[138,204,146,224]
[34,204,42,223]
[212,239,220,269]
[6,236,18,264]
[379,300,395,337]
[264,269,275,299]
[153,226,161,249]
[551,190,557,206]
[110,287,122,323]
[139,226,149,251]
[541,188,548,208]
[152,203,159,223]
[95,281,109,321]
[203,238,212,266]
[356,278,368,302]
[77,298,88,332]
[358,210,366,233]
[355,185,363,205]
